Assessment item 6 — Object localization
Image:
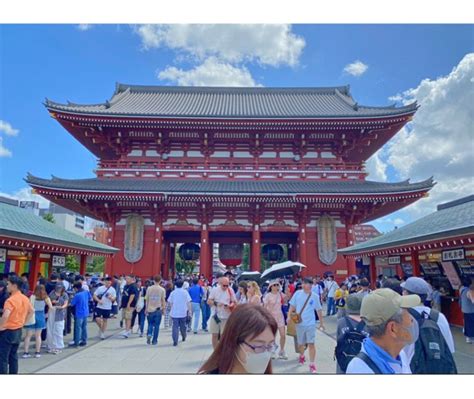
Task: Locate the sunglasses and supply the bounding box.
[222,285,229,288]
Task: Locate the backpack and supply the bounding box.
[407,308,457,374]
[335,317,367,373]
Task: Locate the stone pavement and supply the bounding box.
[19,309,473,374]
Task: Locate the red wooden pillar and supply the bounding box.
[163,240,170,280]
[298,224,307,267]
[105,221,116,276]
[251,224,261,272]
[411,250,421,276]
[79,254,87,275]
[200,224,211,278]
[170,243,176,278]
[152,219,163,277]
[345,224,357,276]
[369,256,377,289]
[29,249,42,289]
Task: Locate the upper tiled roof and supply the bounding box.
[44,83,418,119]
[26,174,434,196]
[0,202,118,254]
[339,195,474,254]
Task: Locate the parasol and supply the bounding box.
[261,261,306,280]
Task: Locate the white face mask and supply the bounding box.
[237,345,272,374]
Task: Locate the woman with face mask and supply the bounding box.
[198,304,278,374]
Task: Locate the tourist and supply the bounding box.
[358,278,371,296]
[93,276,116,340]
[246,281,262,306]
[198,304,277,374]
[45,273,59,295]
[312,276,324,301]
[46,283,69,354]
[324,275,339,316]
[145,275,166,345]
[208,276,237,349]
[201,280,211,332]
[263,279,287,360]
[111,275,120,318]
[188,278,204,334]
[459,279,474,344]
[238,281,248,304]
[120,274,139,338]
[58,272,70,292]
[0,281,8,317]
[431,284,442,312]
[400,276,455,370]
[164,281,174,328]
[334,283,349,319]
[69,281,91,347]
[346,288,420,374]
[22,284,51,358]
[168,279,192,347]
[0,276,34,374]
[131,278,146,337]
[20,273,29,295]
[382,278,403,295]
[335,293,369,373]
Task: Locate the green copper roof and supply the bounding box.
[339,195,474,255]
[0,202,118,254]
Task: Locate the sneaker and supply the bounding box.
[79,341,87,347]
[139,332,143,338]
[100,332,105,340]
[119,320,123,328]
[147,336,151,345]
[22,352,31,359]
[120,330,130,338]
[309,364,317,374]
[278,351,288,360]
[193,331,197,335]
[34,352,41,358]
[271,351,278,359]
[466,337,473,344]
[173,342,178,347]
[68,343,79,348]
[298,355,306,365]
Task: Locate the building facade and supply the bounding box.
[27,84,434,279]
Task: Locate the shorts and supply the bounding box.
[25,311,46,330]
[95,308,111,319]
[122,308,134,320]
[295,324,316,345]
[209,316,228,335]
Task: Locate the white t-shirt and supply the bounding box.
[402,305,455,362]
[82,283,90,292]
[94,285,117,310]
[346,346,412,374]
[325,280,339,298]
[183,281,190,290]
[168,288,192,318]
[208,286,236,320]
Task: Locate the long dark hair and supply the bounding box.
[198,304,277,374]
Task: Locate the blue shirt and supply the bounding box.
[188,284,204,303]
[71,290,91,318]
[289,290,322,326]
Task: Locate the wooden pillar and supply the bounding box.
[411,250,421,276]
[79,254,87,275]
[105,221,116,276]
[170,243,176,278]
[152,219,163,277]
[251,224,261,272]
[200,224,211,278]
[345,224,357,276]
[369,256,377,289]
[29,249,42,289]
[298,224,307,266]
[163,240,170,280]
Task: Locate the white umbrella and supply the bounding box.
[238,271,262,282]
[261,261,306,280]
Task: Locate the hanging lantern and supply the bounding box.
[219,244,244,268]
[178,243,200,261]
[262,244,284,262]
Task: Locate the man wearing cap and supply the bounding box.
[207,276,236,349]
[400,277,455,363]
[346,288,421,374]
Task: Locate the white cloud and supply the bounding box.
[0,120,19,136]
[365,149,387,181]
[77,24,92,31]
[158,57,261,87]
[343,60,369,77]
[0,187,50,209]
[136,24,305,67]
[386,53,474,218]
[0,137,12,157]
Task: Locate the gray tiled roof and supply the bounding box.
[339,196,474,254]
[26,174,434,196]
[44,83,418,119]
[0,202,118,254]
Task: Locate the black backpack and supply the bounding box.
[335,318,367,373]
[408,308,457,374]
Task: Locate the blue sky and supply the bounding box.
[1,24,473,232]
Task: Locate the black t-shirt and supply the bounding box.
[45,280,58,295]
[121,283,139,308]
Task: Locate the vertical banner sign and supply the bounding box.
[124,214,144,263]
[0,248,6,262]
[318,214,337,265]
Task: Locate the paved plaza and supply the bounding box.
[19,308,474,374]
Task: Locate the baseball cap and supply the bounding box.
[346,293,363,315]
[361,288,420,326]
[400,277,432,295]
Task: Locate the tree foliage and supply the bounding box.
[42,213,55,223]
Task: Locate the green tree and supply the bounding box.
[43,213,55,223]
[175,245,196,274]
[65,255,79,272]
[89,256,105,274]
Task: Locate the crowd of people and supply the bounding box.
[0,268,473,375]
